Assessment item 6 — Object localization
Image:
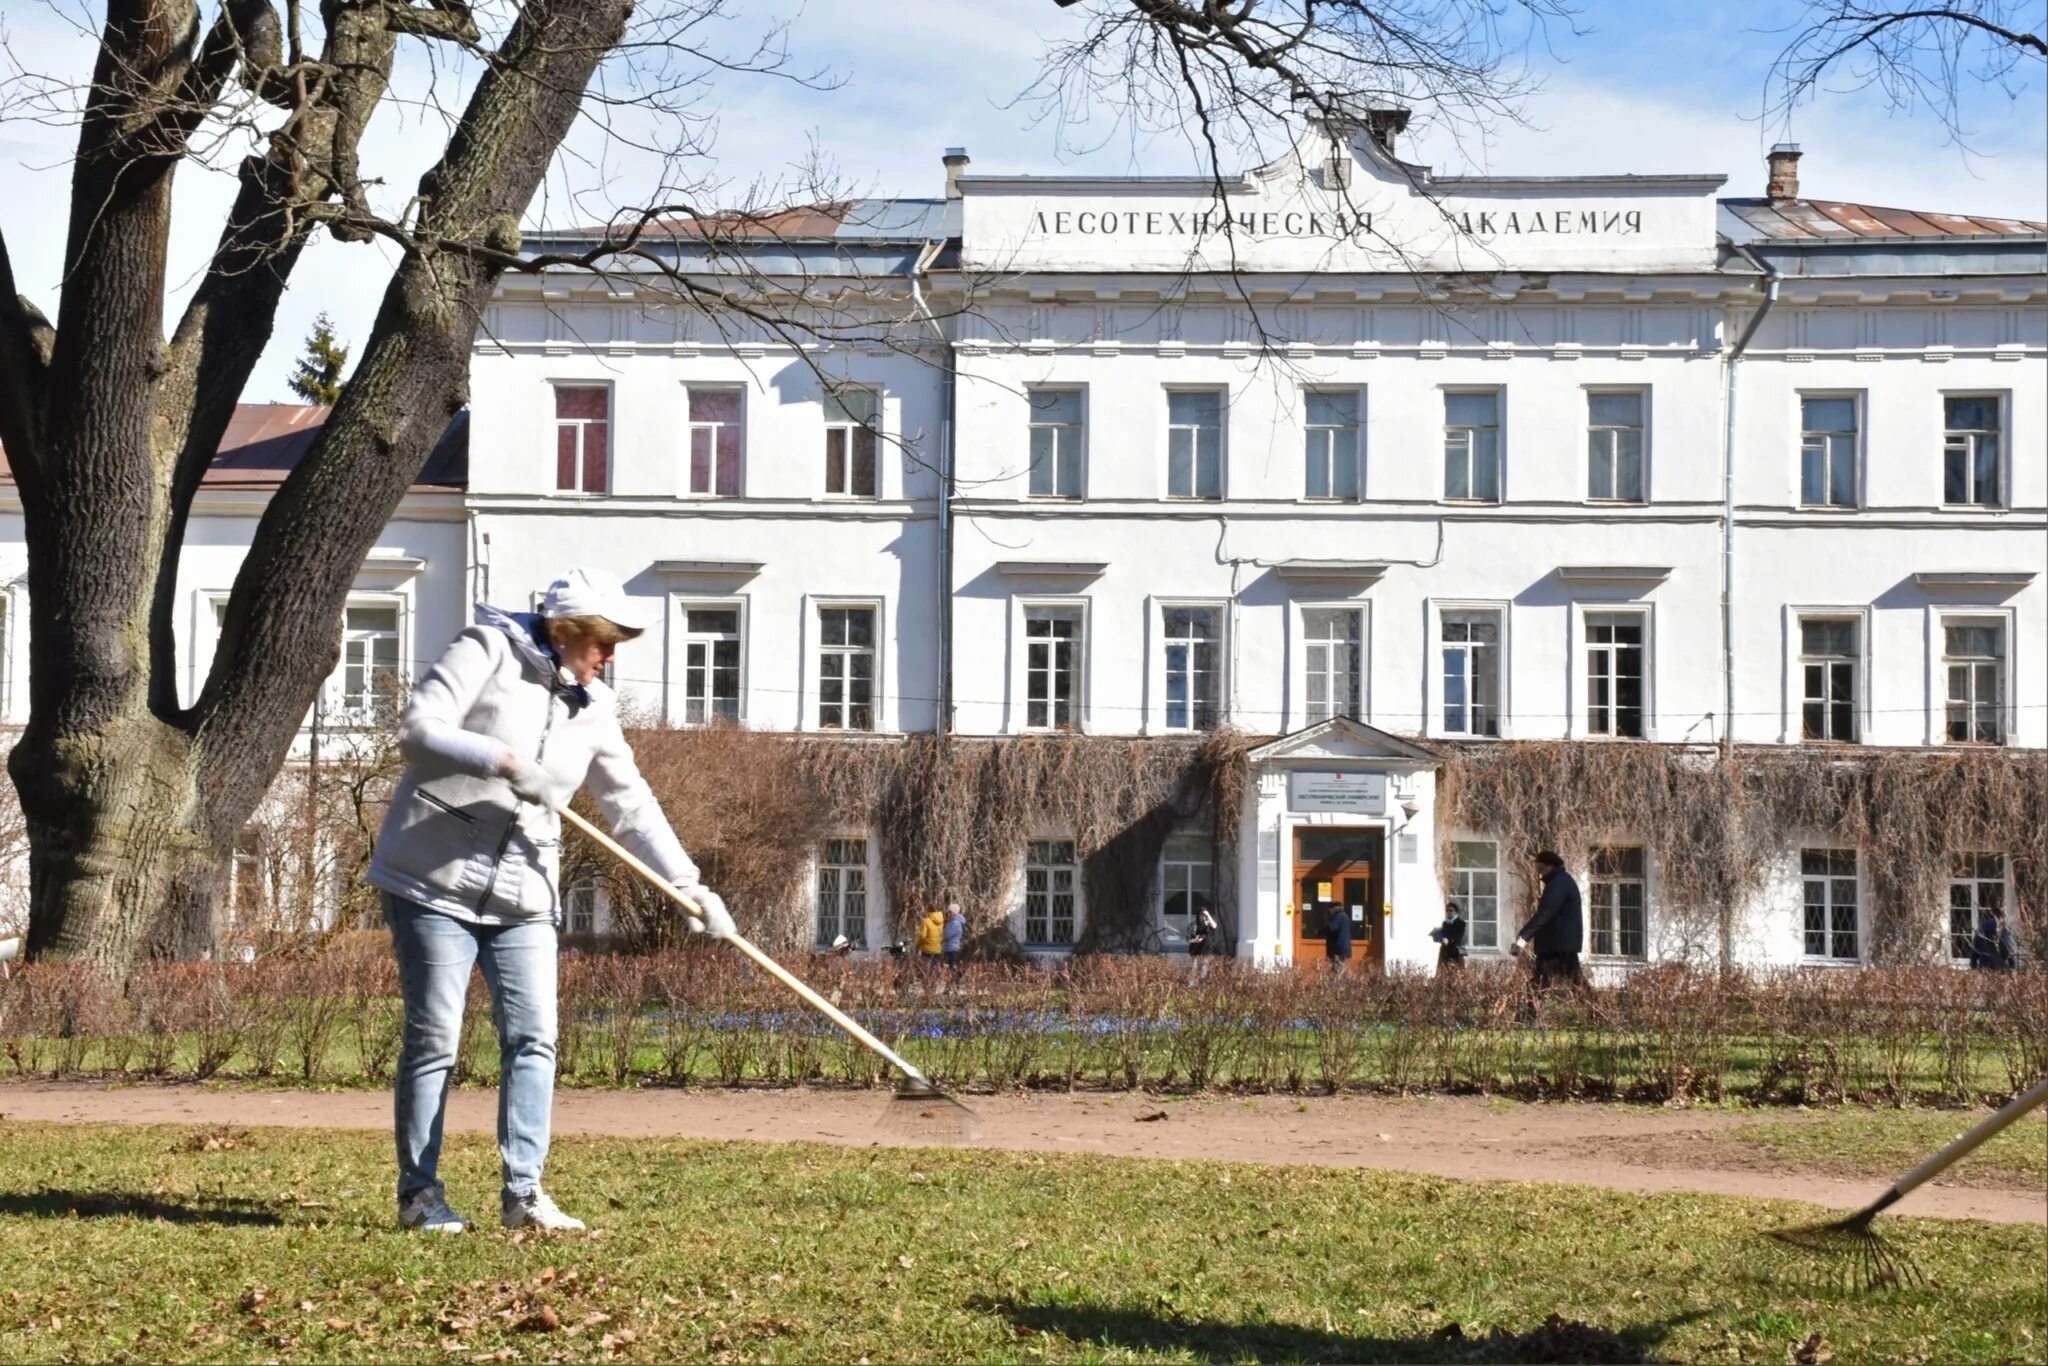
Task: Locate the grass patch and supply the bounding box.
[0,1122,2038,1363]
[1704,1110,2047,1189]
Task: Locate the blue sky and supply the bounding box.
[2,0,2041,400]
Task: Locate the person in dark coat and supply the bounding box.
[1970,909,2018,970]
[1515,851,1583,987]
[1429,899,1468,971]
[1322,902,1354,975]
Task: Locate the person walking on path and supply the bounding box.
[368,568,733,1236]
[942,902,966,974]
[1514,851,1583,988]
[915,906,947,992]
[1322,903,1354,976]
[1430,900,1468,972]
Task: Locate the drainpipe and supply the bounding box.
[1718,243,1778,971]
[909,237,955,734]
[1720,245,1779,759]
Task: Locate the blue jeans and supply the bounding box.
[386,894,559,1203]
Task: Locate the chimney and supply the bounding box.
[1766,143,1802,202]
[942,147,970,200]
[1363,107,1410,156]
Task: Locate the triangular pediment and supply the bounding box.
[1247,717,1439,766]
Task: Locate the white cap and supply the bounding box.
[540,567,658,631]
[831,934,851,950]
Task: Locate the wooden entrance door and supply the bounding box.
[1292,827,1385,973]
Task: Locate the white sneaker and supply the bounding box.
[398,1185,469,1234]
[501,1188,586,1233]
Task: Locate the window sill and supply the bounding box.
[1798,956,1866,969]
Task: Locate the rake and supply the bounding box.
[557,806,979,1142]
[1767,1073,2048,1291]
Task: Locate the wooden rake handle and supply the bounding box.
[556,805,933,1090]
[1879,1073,2048,1209]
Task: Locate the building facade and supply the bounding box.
[5,119,2041,966]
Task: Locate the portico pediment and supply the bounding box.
[1247,717,1439,768]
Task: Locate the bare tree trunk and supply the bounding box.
[4,0,630,974]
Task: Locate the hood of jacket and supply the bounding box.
[476,603,591,713]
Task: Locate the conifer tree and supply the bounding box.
[286,313,349,406]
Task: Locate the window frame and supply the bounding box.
[551,382,612,496]
[807,597,885,734]
[1018,599,1088,733]
[1580,607,1649,740]
[1796,391,1862,510]
[1157,830,1216,950]
[1800,846,1863,963]
[1020,836,1082,950]
[1442,387,1503,504]
[814,835,873,950]
[1586,844,1649,961]
[1432,601,1508,739]
[1940,391,2005,510]
[822,385,881,500]
[1448,836,1503,953]
[1164,388,1226,501]
[564,879,603,937]
[676,599,745,726]
[1298,602,1367,728]
[1584,386,1648,504]
[1940,614,2009,746]
[1947,852,2006,963]
[1796,613,1861,744]
[681,385,744,499]
[1154,599,1227,733]
[1026,388,1086,500]
[1302,387,1364,502]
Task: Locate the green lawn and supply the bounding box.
[1701,1110,2048,1190]
[0,1123,2038,1364]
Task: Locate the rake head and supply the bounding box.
[1767,1211,1925,1294]
[876,1075,981,1144]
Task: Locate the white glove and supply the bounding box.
[1511,938,1528,958]
[505,760,573,810]
[678,886,736,940]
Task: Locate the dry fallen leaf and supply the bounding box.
[516,1306,562,1333]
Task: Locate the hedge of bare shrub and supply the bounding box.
[1,953,2041,1107]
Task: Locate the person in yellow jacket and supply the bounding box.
[915,907,946,961]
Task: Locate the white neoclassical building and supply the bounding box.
[5,115,2041,967]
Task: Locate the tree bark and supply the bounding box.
[11,0,631,973]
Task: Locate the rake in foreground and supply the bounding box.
[1767,1073,2048,1291]
[558,806,980,1143]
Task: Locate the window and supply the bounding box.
[335,603,400,724]
[1943,396,2002,508]
[1023,606,1083,730]
[823,388,878,498]
[1443,391,1501,502]
[815,838,868,948]
[227,831,268,930]
[1585,612,1645,738]
[1450,840,1500,951]
[1303,608,1362,725]
[554,385,609,493]
[1943,619,2005,744]
[1587,391,1645,502]
[1158,832,1214,948]
[1162,607,1221,731]
[1304,391,1360,500]
[1440,609,1502,738]
[817,606,875,731]
[1028,390,1084,498]
[1588,846,1647,959]
[1799,396,1857,507]
[1801,848,1860,961]
[1166,391,1223,499]
[1024,838,1079,946]
[1948,853,2005,961]
[565,881,599,936]
[1799,617,1858,742]
[684,387,741,497]
[680,606,741,724]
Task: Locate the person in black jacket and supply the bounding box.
[1970,909,2018,970]
[1322,903,1354,975]
[1429,900,1468,972]
[1515,851,1583,987]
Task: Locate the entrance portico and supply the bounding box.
[1236,719,1441,969]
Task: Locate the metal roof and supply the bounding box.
[1720,198,2046,243]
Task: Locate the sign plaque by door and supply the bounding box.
[1287,771,1388,814]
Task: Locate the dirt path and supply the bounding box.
[2,1081,2041,1226]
